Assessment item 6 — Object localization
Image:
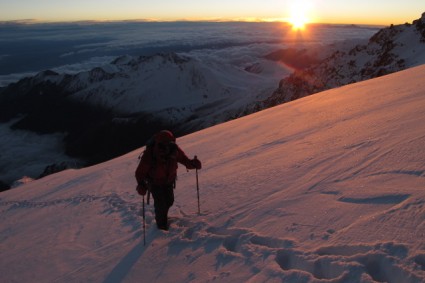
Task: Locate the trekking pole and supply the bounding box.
[142,195,146,246]
[195,155,200,215]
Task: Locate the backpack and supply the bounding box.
[138,136,178,187]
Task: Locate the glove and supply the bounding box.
[191,158,202,170]
[136,183,148,196]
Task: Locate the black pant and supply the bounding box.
[151,185,174,229]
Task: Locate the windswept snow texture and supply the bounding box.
[1,65,425,282]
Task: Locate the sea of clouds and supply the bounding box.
[0,21,380,87]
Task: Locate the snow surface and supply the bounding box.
[1,65,425,282]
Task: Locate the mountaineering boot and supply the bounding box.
[157,223,168,231]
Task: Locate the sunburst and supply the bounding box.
[288,1,311,30]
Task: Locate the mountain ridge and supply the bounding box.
[260,12,425,107]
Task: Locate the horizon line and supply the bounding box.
[0,18,389,27]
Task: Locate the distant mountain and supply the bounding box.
[260,12,425,107]
[1,53,232,125]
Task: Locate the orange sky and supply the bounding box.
[0,0,423,25]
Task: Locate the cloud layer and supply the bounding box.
[0,22,379,86]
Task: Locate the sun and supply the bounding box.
[288,1,311,30]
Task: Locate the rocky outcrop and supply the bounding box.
[0,180,10,192]
[38,161,81,178]
[413,12,425,41]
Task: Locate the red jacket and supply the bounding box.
[135,143,195,186]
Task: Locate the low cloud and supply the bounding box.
[0,120,79,184]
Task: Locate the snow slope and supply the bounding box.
[1,64,425,282]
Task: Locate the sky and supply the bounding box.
[0,0,423,25]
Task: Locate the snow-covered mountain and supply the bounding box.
[1,52,258,126]
[262,13,425,107]
[1,63,424,282]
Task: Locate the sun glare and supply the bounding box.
[288,1,311,30]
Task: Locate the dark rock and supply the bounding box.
[0,180,11,192]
